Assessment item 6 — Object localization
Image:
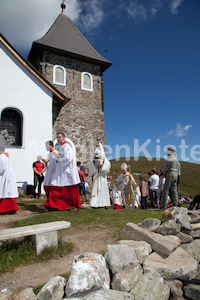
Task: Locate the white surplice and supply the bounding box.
[51,142,80,187]
[0,153,18,198]
[44,150,58,186]
[89,157,111,208]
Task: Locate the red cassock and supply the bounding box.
[0,198,18,213]
[0,153,18,213]
[44,142,82,210]
[44,185,82,210]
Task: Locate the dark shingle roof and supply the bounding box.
[30,13,112,71]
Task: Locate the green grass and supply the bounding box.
[0,238,74,275]
[13,206,163,238]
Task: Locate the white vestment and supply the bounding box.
[44,150,58,186]
[111,185,122,206]
[51,142,80,187]
[89,157,111,207]
[0,154,18,198]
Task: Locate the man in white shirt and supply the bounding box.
[149,168,159,208]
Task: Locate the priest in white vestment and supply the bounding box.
[0,146,18,213]
[47,133,82,212]
[89,141,111,208]
[116,163,138,208]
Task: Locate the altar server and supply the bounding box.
[0,146,18,213]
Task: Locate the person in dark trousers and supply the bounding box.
[78,166,89,204]
[33,155,45,198]
[139,176,149,209]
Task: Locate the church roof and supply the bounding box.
[28,13,112,71]
[0,33,67,104]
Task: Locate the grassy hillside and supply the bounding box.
[108,157,200,198]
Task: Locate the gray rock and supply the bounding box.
[190,230,200,239]
[167,280,183,299]
[15,288,37,300]
[111,264,143,292]
[37,276,66,300]
[137,218,161,232]
[65,253,110,297]
[130,271,170,300]
[143,247,198,280]
[117,240,152,263]
[188,211,200,219]
[176,219,193,234]
[183,284,200,300]
[176,232,193,244]
[181,239,200,263]
[106,244,139,274]
[162,207,189,222]
[155,220,181,235]
[63,289,134,299]
[167,235,181,243]
[191,223,200,230]
[121,222,179,258]
[0,289,13,300]
[190,216,200,224]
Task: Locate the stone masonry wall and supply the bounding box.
[40,51,106,169]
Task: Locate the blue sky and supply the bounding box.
[1,0,200,163]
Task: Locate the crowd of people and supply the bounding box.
[111,146,181,210]
[0,135,193,214]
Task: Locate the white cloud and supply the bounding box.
[126,1,148,23]
[0,0,185,56]
[126,0,184,23]
[161,123,192,138]
[150,0,163,18]
[77,0,104,33]
[0,0,81,56]
[174,123,192,137]
[126,0,163,23]
[169,0,184,15]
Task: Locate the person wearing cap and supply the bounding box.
[78,166,89,204]
[0,146,18,214]
[89,140,111,208]
[116,163,138,208]
[33,155,45,198]
[161,146,179,209]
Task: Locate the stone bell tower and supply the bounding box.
[28,1,112,167]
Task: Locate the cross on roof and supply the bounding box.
[61,0,66,13]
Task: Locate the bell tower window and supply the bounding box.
[81,72,93,92]
[53,65,66,86]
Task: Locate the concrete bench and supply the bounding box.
[0,221,71,255]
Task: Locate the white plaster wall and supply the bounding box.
[0,42,52,190]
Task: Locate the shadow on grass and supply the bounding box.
[0,237,75,275]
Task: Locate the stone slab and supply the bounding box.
[121,222,180,258]
[0,221,71,241]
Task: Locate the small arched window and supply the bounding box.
[81,72,93,92]
[53,65,66,86]
[0,108,23,146]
